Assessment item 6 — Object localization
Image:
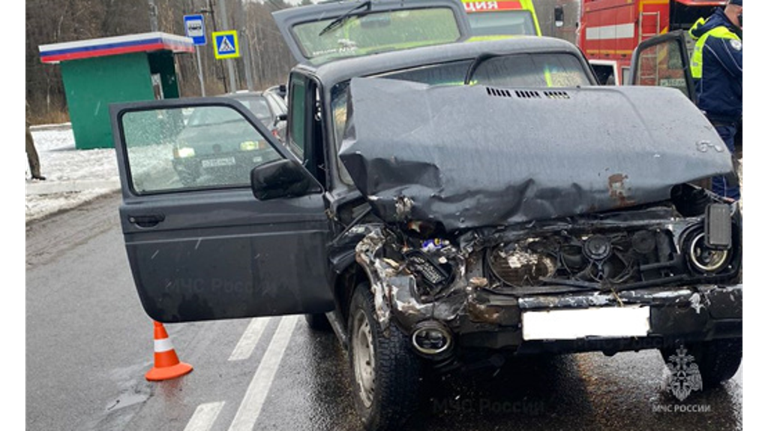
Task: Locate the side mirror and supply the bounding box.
[251,159,322,200]
[555,6,564,28]
[273,113,287,127]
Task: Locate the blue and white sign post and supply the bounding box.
[184,14,207,96]
[184,15,206,45]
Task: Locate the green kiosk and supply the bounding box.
[39,32,194,150]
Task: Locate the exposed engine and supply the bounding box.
[350,194,741,333]
[486,230,678,287]
[485,224,739,293]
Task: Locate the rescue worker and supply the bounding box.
[24,99,45,181]
[689,0,742,200]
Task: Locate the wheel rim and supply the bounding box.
[352,308,376,408]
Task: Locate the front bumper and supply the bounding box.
[405,284,742,357]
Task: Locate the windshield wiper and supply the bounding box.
[318,1,372,36]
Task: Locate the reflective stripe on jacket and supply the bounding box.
[688,9,742,122]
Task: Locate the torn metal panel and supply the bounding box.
[354,227,469,328]
[339,78,735,231]
[354,227,396,326]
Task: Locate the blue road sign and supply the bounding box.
[212,31,239,59]
[184,14,206,46]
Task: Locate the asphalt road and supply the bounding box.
[26,193,743,431]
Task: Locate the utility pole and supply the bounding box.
[217,0,238,92]
[201,0,228,93]
[148,0,159,32]
[233,0,254,91]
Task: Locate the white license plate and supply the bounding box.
[202,157,236,168]
[522,306,650,341]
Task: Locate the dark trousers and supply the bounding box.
[26,126,42,178]
[711,124,740,201]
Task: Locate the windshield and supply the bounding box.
[471,54,590,87]
[187,96,272,127]
[332,53,591,183]
[467,11,536,36]
[291,8,462,63]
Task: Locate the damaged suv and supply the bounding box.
[110,1,742,430]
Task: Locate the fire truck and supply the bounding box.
[462,0,542,36]
[563,0,727,85]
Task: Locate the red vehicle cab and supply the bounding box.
[576,0,726,85]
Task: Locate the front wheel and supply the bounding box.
[348,283,422,431]
[661,338,742,387]
[693,338,742,386]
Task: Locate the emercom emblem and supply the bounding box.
[664,345,703,401]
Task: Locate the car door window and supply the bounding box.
[631,33,693,99]
[121,105,282,194]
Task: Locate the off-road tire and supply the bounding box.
[661,338,742,387]
[693,338,742,387]
[348,283,422,431]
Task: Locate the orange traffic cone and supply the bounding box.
[145,321,193,381]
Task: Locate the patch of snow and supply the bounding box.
[25,125,119,222]
[25,189,113,223]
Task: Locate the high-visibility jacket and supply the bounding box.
[688,9,742,123]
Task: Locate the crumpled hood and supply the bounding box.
[338,78,734,231]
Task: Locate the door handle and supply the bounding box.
[128,214,166,228]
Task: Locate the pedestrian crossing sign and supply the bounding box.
[212,30,239,59]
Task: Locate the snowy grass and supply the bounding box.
[30,127,119,183]
[25,190,113,223]
[25,125,120,223]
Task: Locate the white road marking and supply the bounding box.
[184,401,225,431]
[228,315,299,431]
[228,317,271,361]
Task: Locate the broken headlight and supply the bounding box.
[683,204,737,275]
[683,227,734,274]
[687,232,730,273]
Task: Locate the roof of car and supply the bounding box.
[221,91,265,98]
[296,36,588,85]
